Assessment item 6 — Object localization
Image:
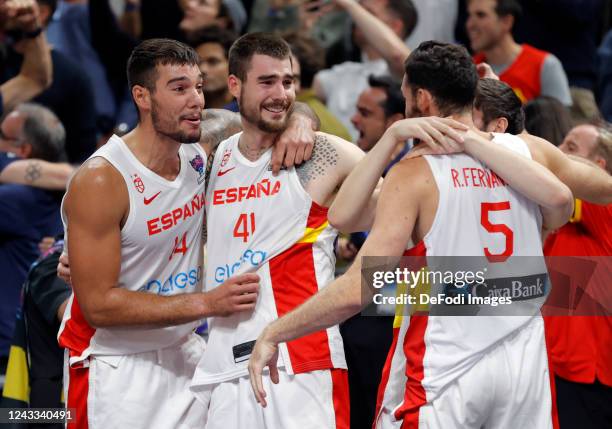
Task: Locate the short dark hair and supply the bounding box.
[474,79,524,134]
[368,75,405,119]
[283,32,325,88]
[495,0,522,20]
[524,96,573,147]
[228,32,291,82]
[404,41,478,116]
[127,38,201,92]
[188,26,237,58]
[16,103,65,162]
[386,0,418,39]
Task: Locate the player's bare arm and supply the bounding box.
[65,158,260,328]
[0,159,74,189]
[329,117,469,232]
[521,133,612,205]
[295,132,372,212]
[463,130,574,230]
[249,159,427,406]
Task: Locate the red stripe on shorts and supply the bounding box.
[331,369,350,429]
[67,363,89,429]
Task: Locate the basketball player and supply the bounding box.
[248,42,574,429]
[58,38,317,429]
[473,78,612,205]
[188,33,473,429]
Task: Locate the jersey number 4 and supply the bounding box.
[481,201,514,262]
[233,212,256,243]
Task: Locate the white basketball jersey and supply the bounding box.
[377,133,550,421]
[192,133,345,385]
[58,135,207,365]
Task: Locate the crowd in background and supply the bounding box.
[0,1,611,428]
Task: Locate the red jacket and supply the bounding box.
[474,44,548,103]
[543,200,612,386]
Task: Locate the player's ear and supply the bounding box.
[228,75,241,99]
[594,155,607,171]
[416,88,433,115]
[132,85,151,113]
[493,117,508,133]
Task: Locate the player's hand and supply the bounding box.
[206,273,260,316]
[57,252,72,285]
[248,327,280,408]
[271,114,315,175]
[477,63,499,80]
[388,117,468,155]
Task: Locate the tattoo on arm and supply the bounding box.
[25,161,41,183]
[296,135,338,186]
[199,109,243,152]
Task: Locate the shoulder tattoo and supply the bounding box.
[296,134,338,186]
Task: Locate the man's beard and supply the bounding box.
[151,101,201,144]
[239,88,292,133]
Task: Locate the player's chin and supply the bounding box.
[179,129,202,144]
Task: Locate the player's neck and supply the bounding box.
[238,121,277,162]
[448,111,476,129]
[483,36,521,66]
[123,126,182,179]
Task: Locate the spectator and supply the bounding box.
[467,0,572,106]
[351,75,405,155]
[189,26,237,110]
[0,103,64,377]
[406,0,458,48]
[325,0,418,68]
[313,0,414,139]
[0,154,73,189]
[179,0,246,37]
[544,124,612,429]
[283,31,352,141]
[524,96,573,147]
[46,0,135,140]
[1,239,70,425]
[0,0,52,116]
[1,0,97,163]
[473,78,524,134]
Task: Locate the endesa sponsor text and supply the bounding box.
[146,192,205,236]
[212,178,281,205]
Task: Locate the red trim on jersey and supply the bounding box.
[374,326,401,429]
[374,240,429,428]
[269,202,334,373]
[58,296,96,358]
[396,315,429,425]
[67,364,89,429]
[331,369,350,429]
[306,200,328,228]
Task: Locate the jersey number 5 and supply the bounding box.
[233,212,256,243]
[481,201,514,262]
